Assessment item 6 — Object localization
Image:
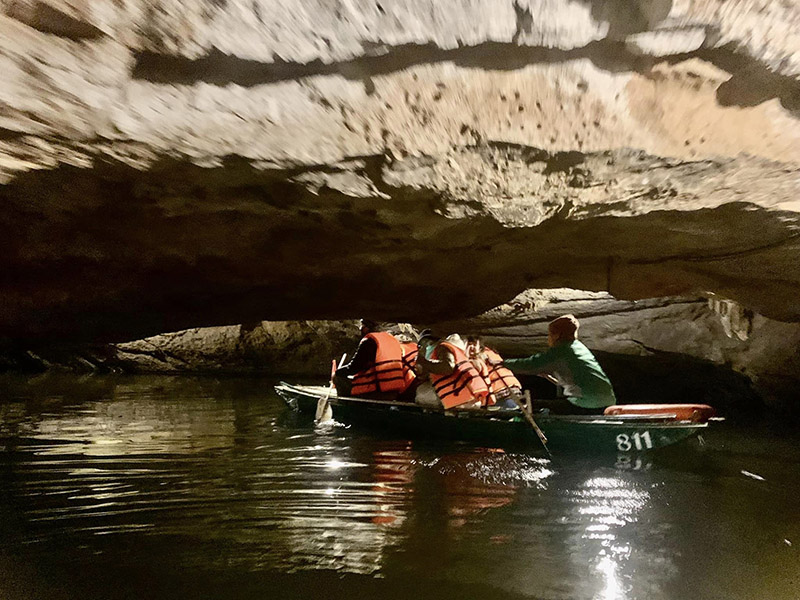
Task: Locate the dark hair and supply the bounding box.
[359,319,379,331]
[417,329,439,344]
[465,335,481,343]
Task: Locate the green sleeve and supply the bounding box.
[503,348,558,374]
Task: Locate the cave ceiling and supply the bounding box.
[1,0,799,342]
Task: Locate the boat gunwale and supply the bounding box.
[275,382,710,429]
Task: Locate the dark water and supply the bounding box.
[0,375,798,600]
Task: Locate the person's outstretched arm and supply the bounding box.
[503,348,557,375]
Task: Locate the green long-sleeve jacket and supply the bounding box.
[503,340,616,409]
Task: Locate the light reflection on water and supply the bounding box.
[574,476,651,600]
[0,374,799,600]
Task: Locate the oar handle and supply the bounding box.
[329,353,347,385]
[514,390,551,457]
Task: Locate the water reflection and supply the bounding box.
[572,475,650,600]
[272,438,553,574]
[0,374,660,593]
[597,554,624,600]
[1,375,798,600]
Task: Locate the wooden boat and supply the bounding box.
[275,382,712,453]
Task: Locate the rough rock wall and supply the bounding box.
[109,319,415,374]
[9,290,785,414]
[0,318,417,375]
[1,0,799,343]
[112,320,360,374]
[437,288,800,411]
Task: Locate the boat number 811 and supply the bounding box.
[616,431,653,451]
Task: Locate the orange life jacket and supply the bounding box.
[483,348,522,400]
[430,342,490,409]
[400,342,418,386]
[350,332,409,396]
[471,359,497,407]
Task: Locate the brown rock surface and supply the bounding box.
[435,288,800,411]
[111,320,360,375]
[0,0,799,344]
[5,289,793,412]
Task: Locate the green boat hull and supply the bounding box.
[275,383,708,453]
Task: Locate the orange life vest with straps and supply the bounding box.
[472,359,496,407]
[430,342,490,409]
[350,332,411,396]
[483,347,522,400]
[400,341,418,384]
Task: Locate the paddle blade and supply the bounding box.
[315,396,333,422]
[318,353,345,423]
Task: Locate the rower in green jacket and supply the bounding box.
[502,314,616,415]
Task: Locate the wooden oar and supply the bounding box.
[316,353,345,422]
[511,389,552,457]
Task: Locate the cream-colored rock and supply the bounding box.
[112,320,359,374]
[107,318,417,374]
[435,288,800,411]
[0,0,798,344]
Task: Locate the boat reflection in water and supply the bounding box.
[348,417,666,600]
[0,374,666,599]
[416,450,671,600]
[276,430,554,576]
[6,375,797,600]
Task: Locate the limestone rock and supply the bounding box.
[111,320,359,374]
[2,288,795,412]
[0,0,798,345]
[105,318,416,374]
[435,288,800,412]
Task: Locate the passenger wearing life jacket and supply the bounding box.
[400,341,419,379]
[503,314,616,415]
[334,319,415,399]
[415,333,491,409]
[408,332,443,407]
[396,339,420,402]
[466,336,522,409]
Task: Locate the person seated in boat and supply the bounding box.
[399,339,419,381]
[415,333,491,410]
[502,315,616,415]
[333,319,416,400]
[465,336,523,409]
[397,336,420,402]
[408,332,443,407]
